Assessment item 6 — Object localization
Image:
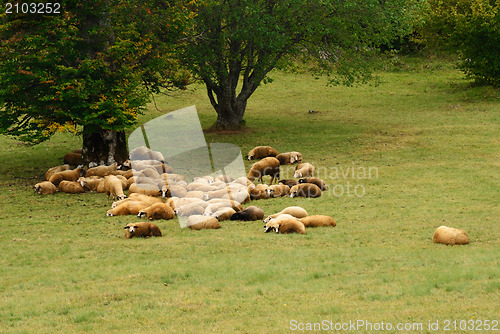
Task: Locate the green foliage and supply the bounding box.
[0,0,190,143]
[422,0,500,85]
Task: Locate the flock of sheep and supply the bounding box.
[33,145,469,245]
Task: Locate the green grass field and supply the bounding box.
[0,59,499,333]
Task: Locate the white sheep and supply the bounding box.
[433,226,469,245]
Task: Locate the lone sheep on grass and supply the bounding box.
[433,226,469,245]
[34,181,57,194]
[124,221,162,239]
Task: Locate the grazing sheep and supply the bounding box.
[265,184,290,198]
[187,215,221,230]
[123,221,162,239]
[247,157,280,184]
[264,218,306,234]
[129,183,161,197]
[85,163,118,177]
[138,203,175,220]
[44,164,71,181]
[293,162,315,178]
[210,207,237,221]
[78,177,104,192]
[300,215,336,227]
[247,146,279,160]
[433,226,469,245]
[298,177,327,190]
[63,152,83,166]
[103,175,126,201]
[279,179,298,188]
[230,206,265,221]
[57,180,85,194]
[49,167,85,185]
[249,184,271,200]
[276,151,303,165]
[34,181,57,194]
[289,183,322,198]
[263,206,308,223]
[107,201,150,216]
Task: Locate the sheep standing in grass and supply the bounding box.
[34,181,57,194]
[300,215,336,227]
[247,157,280,185]
[124,221,162,239]
[289,183,322,198]
[103,175,126,201]
[293,162,315,178]
[264,218,306,234]
[433,226,469,245]
[247,146,278,160]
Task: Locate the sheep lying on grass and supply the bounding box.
[265,184,290,198]
[34,181,57,194]
[433,226,469,245]
[276,151,302,165]
[124,221,162,239]
[264,218,306,234]
[85,163,118,177]
[187,215,221,230]
[44,164,70,181]
[137,203,175,220]
[230,205,265,221]
[300,215,336,227]
[247,146,278,160]
[49,168,85,185]
[107,201,150,216]
[58,180,85,194]
[293,162,315,178]
[298,177,327,190]
[289,183,322,198]
[263,206,308,223]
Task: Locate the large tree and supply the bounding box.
[180,0,421,129]
[0,0,190,165]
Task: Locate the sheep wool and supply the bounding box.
[86,163,118,177]
[57,180,85,194]
[247,146,279,160]
[263,206,308,223]
[44,164,71,181]
[230,205,265,221]
[103,175,126,201]
[300,215,336,227]
[124,221,162,239]
[34,181,57,194]
[298,177,328,190]
[187,215,221,230]
[433,226,469,245]
[293,162,315,178]
[266,184,290,198]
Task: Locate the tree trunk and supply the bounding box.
[207,84,248,129]
[81,126,129,166]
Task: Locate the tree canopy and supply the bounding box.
[180,0,422,128]
[0,0,191,150]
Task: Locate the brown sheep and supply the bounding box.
[300,215,336,227]
[293,162,315,178]
[264,218,306,234]
[289,183,322,198]
[85,163,118,177]
[263,206,308,223]
[276,151,303,165]
[298,177,327,190]
[433,226,469,245]
[230,205,265,221]
[127,193,164,206]
[107,201,150,216]
[187,215,221,230]
[123,221,162,239]
[103,175,126,201]
[249,184,270,200]
[78,177,104,192]
[57,180,85,194]
[247,157,280,185]
[63,152,83,166]
[34,181,57,194]
[210,207,237,221]
[44,164,71,181]
[265,184,290,198]
[137,203,175,220]
[279,179,298,187]
[129,146,165,162]
[247,146,279,160]
[129,183,161,197]
[49,167,85,186]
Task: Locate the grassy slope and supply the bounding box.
[0,62,499,333]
